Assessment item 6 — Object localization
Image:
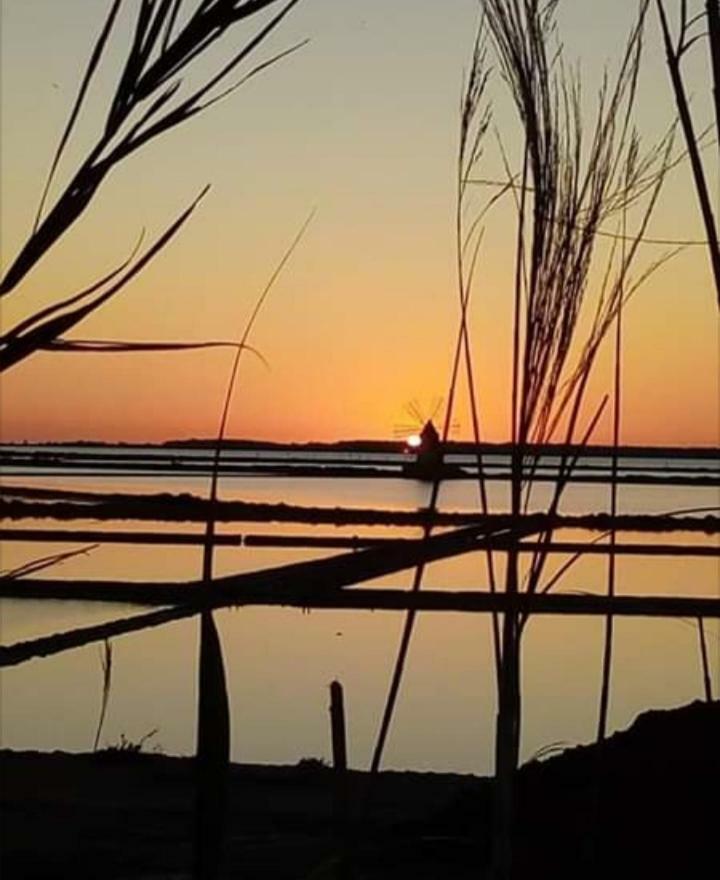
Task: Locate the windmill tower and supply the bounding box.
[394,398,457,480]
[393,397,457,451]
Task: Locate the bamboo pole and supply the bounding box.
[0,528,243,546]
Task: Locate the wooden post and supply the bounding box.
[329,680,351,878]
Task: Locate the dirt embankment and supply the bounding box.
[1,700,718,879]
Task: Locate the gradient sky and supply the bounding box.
[1,0,718,445]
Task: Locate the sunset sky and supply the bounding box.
[1,0,718,446]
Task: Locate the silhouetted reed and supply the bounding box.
[460,1,677,874]
[656,0,720,308]
[696,618,715,701]
[193,212,312,879]
[2,4,308,878]
[0,0,305,371]
[93,639,114,752]
[1,6,716,879]
[0,544,99,580]
[596,168,629,745]
[365,15,510,786]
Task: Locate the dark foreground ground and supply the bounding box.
[2,700,718,879]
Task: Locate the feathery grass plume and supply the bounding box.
[0,0,306,368]
[93,640,114,751]
[656,0,720,307]
[194,211,313,880]
[477,1,675,873]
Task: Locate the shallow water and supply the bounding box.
[1,448,718,773]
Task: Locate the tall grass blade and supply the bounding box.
[366,28,497,783]
[656,0,720,307]
[0,235,144,347]
[93,639,113,751]
[193,610,230,880]
[0,545,99,580]
[1,0,307,357]
[697,617,715,701]
[193,210,314,879]
[707,1,720,156]
[0,188,208,372]
[31,0,123,236]
[43,340,266,361]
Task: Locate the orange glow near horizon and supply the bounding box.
[1,2,718,449]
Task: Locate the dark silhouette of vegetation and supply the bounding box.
[195,213,312,879]
[1,3,308,879]
[656,0,720,308]
[2,700,717,878]
[93,640,114,752]
[0,0,306,371]
[1,4,717,879]
[443,1,676,874]
[106,729,159,754]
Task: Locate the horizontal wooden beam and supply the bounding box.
[0,528,243,546]
[244,535,719,557]
[0,521,534,606]
[2,529,717,557]
[2,587,719,668]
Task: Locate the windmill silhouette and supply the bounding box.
[393,397,459,447]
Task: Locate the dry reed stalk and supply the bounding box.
[596,176,629,744]
[93,640,114,751]
[0,0,306,369]
[193,212,313,879]
[656,0,720,308]
[708,1,720,144]
[0,545,99,579]
[456,22,504,683]
[0,193,209,372]
[365,20,498,781]
[476,1,677,874]
[696,617,715,701]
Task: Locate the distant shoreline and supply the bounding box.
[1,437,718,459]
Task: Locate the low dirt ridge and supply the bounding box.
[1,699,717,879]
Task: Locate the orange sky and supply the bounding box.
[1,1,718,446]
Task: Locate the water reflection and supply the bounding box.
[1,471,717,772]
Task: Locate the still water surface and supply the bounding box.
[1,450,718,773]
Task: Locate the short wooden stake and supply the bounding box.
[330,680,351,878]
